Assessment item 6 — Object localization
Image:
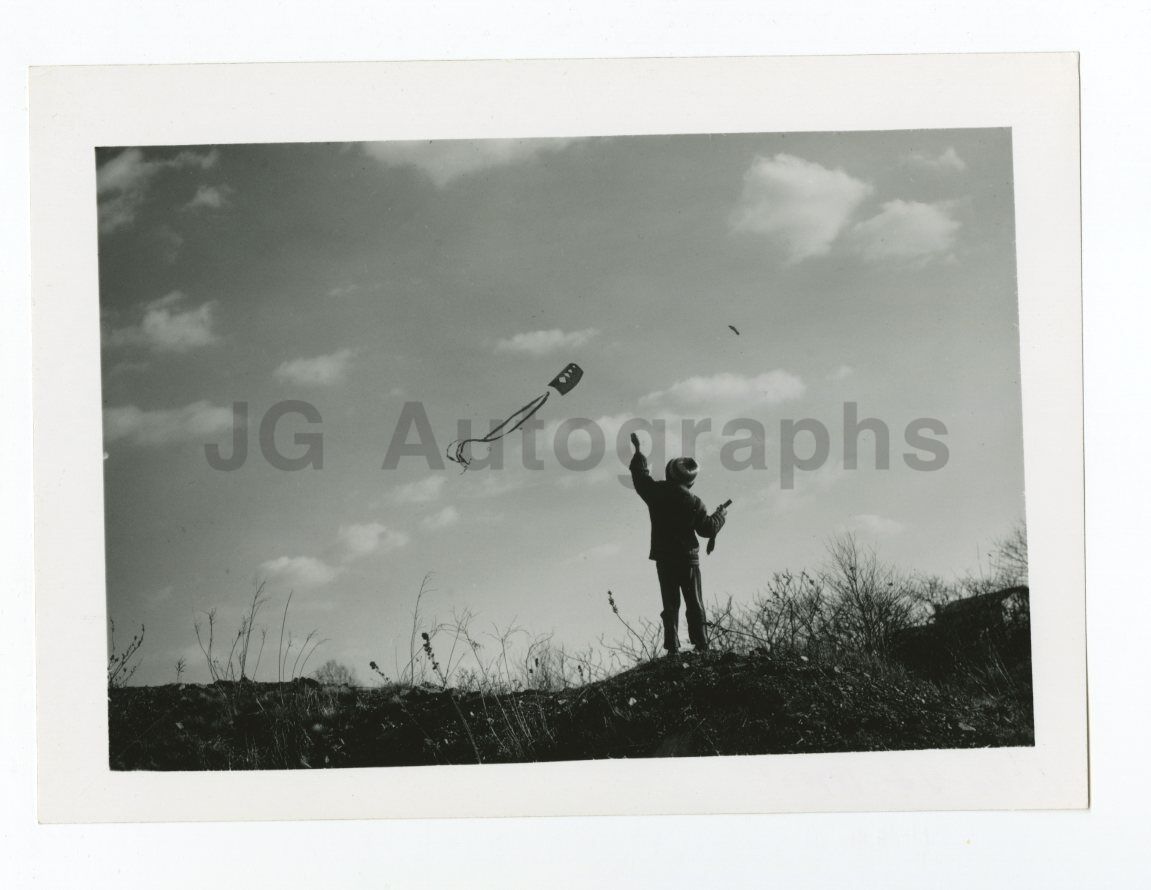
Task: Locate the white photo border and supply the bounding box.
[31,54,1085,822]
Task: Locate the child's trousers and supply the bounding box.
[655,561,709,652]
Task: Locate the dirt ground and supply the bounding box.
[109,649,1033,770]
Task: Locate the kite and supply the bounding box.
[446,362,584,469]
[728,324,741,336]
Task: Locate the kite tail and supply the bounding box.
[446,391,551,470]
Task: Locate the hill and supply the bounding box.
[109,629,1032,770]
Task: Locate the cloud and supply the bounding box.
[154,226,185,262]
[259,555,343,590]
[640,370,806,410]
[758,464,848,516]
[337,522,410,559]
[103,400,235,446]
[828,364,855,382]
[847,513,905,537]
[98,194,141,235]
[554,466,616,489]
[457,473,528,500]
[495,328,599,357]
[183,184,233,211]
[97,147,219,233]
[274,348,355,386]
[362,138,573,188]
[730,154,873,262]
[420,506,460,531]
[849,199,961,264]
[106,291,219,353]
[390,475,446,505]
[905,147,967,173]
[261,523,409,595]
[567,543,621,562]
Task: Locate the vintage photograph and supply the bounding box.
[97,129,1033,771]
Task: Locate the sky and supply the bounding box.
[96,130,1024,685]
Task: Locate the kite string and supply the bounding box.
[446,391,551,469]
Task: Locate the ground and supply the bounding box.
[108,647,1033,770]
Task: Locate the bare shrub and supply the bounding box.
[704,535,917,661]
[823,534,916,657]
[708,570,834,657]
[193,582,321,684]
[601,590,662,666]
[235,580,269,679]
[313,659,358,687]
[520,634,606,691]
[991,521,1028,587]
[107,619,145,688]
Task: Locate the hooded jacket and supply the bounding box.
[630,451,725,565]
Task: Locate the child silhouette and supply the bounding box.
[628,433,727,654]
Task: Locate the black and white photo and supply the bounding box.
[31,55,1086,821]
[96,127,1036,769]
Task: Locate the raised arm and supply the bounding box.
[629,449,658,503]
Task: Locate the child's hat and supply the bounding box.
[666,457,699,488]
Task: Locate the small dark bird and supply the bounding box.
[728,324,741,335]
